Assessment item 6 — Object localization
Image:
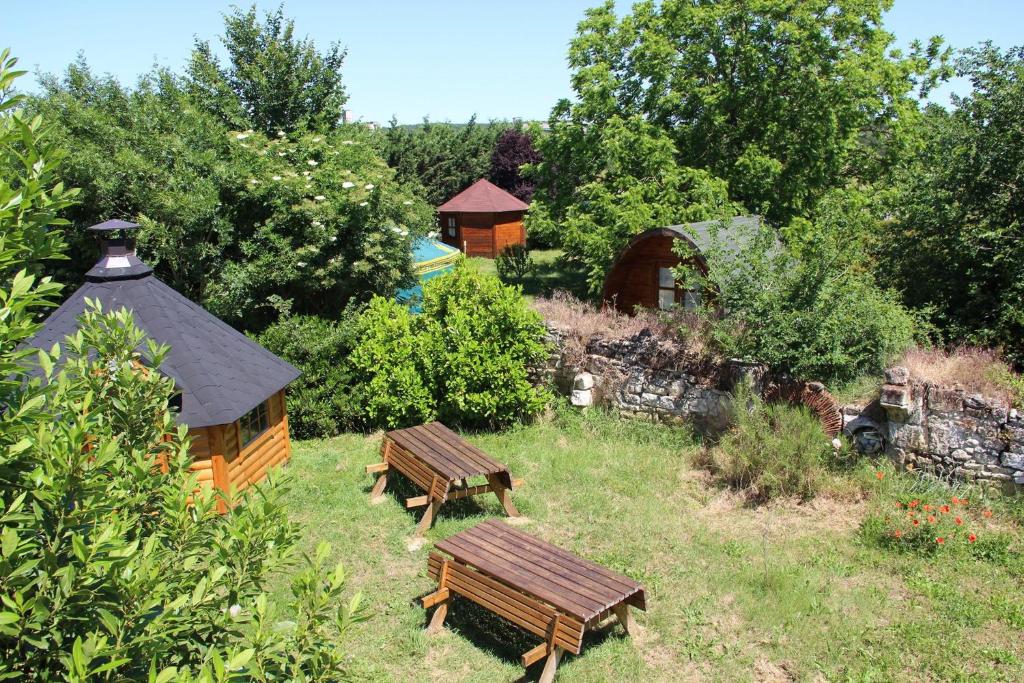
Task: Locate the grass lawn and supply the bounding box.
[279,408,1024,682]
[466,249,591,302]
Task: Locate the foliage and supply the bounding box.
[704,385,834,502]
[534,0,950,227]
[255,313,362,438]
[690,193,918,384]
[1,61,366,678]
[31,60,432,331]
[377,117,512,206]
[488,127,541,203]
[494,244,535,284]
[878,44,1024,367]
[349,297,436,430]
[187,4,348,134]
[419,266,551,429]
[530,115,736,293]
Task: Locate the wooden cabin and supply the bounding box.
[438,178,528,258]
[27,220,300,510]
[602,216,759,312]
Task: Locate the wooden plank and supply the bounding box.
[385,444,435,493]
[422,587,449,608]
[370,473,388,500]
[405,495,429,508]
[469,522,637,604]
[388,427,471,480]
[422,422,508,477]
[539,646,562,683]
[446,484,493,501]
[486,473,520,517]
[521,642,549,668]
[415,499,441,536]
[438,535,602,621]
[612,603,633,634]
[365,462,388,474]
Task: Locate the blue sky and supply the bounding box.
[6,1,1024,124]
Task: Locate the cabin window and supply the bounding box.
[446,216,456,237]
[239,400,269,446]
[657,267,676,310]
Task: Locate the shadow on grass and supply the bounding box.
[516,254,591,302]
[361,470,492,525]
[416,594,627,681]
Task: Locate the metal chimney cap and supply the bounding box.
[86,219,141,232]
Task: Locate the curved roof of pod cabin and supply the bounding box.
[601,215,763,305]
[25,220,300,429]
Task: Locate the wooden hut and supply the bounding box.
[438,178,528,258]
[27,220,300,508]
[602,216,759,312]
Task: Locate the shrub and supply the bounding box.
[705,385,834,502]
[349,297,436,429]
[495,244,535,284]
[255,313,362,438]
[420,265,552,429]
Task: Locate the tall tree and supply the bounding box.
[489,127,541,203]
[533,0,948,227]
[879,44,1024,366]
[188,4,348,134]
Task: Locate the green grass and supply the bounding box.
[278,407,1024,681]
[466,249,591,302]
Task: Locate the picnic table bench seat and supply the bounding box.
[365,422,522,535]
[423,519,646,682]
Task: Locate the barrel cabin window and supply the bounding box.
[239,401,269,446]
[657,267,676,310]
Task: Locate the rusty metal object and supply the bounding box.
[764,380,844,437]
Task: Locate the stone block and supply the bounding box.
[1001,452,1024,471]
[573,372,595,391]
[570,389,593,407]
[888,424,926,451]
[927,419,972,457]
[928,387,964,413]
[885,366,910,385]
[880,384,911,421]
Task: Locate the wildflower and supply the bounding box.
[954,517,963,525]
[912,519,920,526]
[935,537,945,545]
[312,220,323,227]
[893,530,903,539]
[895,502,904,509]
[365,183,375,190]
[909,500,920,508]
[342,181,355,189]
[875,471,884,480]
[329,235,337,242]
[303,171,311,177]
[359,201,368,207]
[235,132,249,140]
[307,160,319,166]
[968,533,977,543]
[403,200,413,205]
[277,130,286,137]
[314,195,326,201]
[927,515,936,524]
[923,504,932,512]
[278,151,286,156]
[312,136,322,143]
[297,261,307,267]
[272,175,282,181]
[228,604,242,619]
[983,509,992,518]
[951,497,960,505]
[940,505,950,513]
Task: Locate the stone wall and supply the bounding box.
[844,366,1024,491]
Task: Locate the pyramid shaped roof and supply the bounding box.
[437,178,529,213]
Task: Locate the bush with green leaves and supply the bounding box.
[420,266,551,429]
[703,385,835,502]
[689,193,918,384]
[1,57,364,679]
[494,244,535,284]
[255,313,362,438]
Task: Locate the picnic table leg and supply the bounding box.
[415,498,441,536]
[370,471,388,502]
[538,646,563,683]
[612,603,633,635]
[426,560,451,634]
[486,474,520,517]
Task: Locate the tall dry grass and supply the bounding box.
[899,346,1021,404]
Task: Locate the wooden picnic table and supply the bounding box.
[423,519,647,682]
[365,422,522,535]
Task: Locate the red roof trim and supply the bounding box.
[437,178,529,213]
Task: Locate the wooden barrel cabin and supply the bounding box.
[602,216,760,312]
[26,220,300,510]
[438,178,528,258]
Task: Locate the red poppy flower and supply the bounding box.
[875,471,885,480]
[954,517,963,526]
[912,519,920,526]
[968,533,977,543]
[896,502,904,509]
[935,537,945,544]
[951,497,960,505]
[923,504,933,512]
[909,500,920,508]
[940,505,950,513]
[893,530,903,538]
[927,515,936,524]
[983,510,993,518]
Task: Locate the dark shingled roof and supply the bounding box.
[437,178,529,213]
[663,215,762,260]
[26,235,299,429]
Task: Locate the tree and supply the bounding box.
[534,0,948,227]
[377,117,511,206]
[32,59,432,332]
[489,127,541,202]
[188,4,348,134]
[878,44,1024,366]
